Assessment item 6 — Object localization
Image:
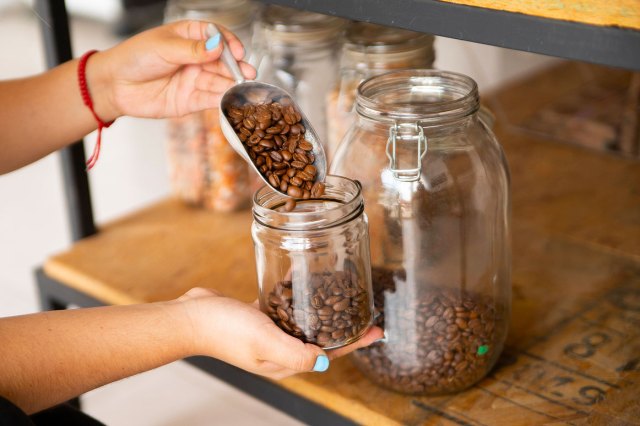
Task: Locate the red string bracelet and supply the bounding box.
[78,50,115,170]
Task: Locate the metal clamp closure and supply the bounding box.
[386,123,427,182]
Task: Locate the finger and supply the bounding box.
[254,324,328,373]
[171,20,246,61]
[194,71,235,94]
[326,326,384,360]
[159,35,224,65]
[202,60,257,80]
[187,90,225,113]
[178,287,222,301]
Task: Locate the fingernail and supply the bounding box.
[312,355,329,372]
[205,34,221,51]
[374,330,388,344]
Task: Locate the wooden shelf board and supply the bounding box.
[439,0,640,31]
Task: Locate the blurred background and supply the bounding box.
[0,0,579,424]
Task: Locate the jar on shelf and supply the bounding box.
[252,176,374,349]
[331,70,511,394]
[164,0,259,211]
[253,5,346,151]
[327,22,435,160]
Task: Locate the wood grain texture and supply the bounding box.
[44,63,640,424]
[438,0,640,30]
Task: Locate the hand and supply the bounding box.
[177,288,384,380]
[87,20,256,122]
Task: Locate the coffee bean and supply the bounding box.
[268,174,280,188]
[264,271,372,348]
[287,186,302,198]
[269,151,283,162]
[311,182,325,198]
[351,267,501,395]
[298,141,313,151]
[283,198,296,212]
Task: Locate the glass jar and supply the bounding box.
[252,176,374,349]
[327,22,435,160]
[331,70,511,394]
[164,0,258,211]
[253,6,346,150]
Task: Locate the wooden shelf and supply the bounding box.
[44,62,640,425]
[439,0,640,30]
[263,0,640,71]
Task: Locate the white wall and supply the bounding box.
[0,4,170,317]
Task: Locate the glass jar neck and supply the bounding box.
[253,176,363,231]
[355,70,480,127]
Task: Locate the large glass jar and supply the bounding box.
[253,6,346,150]
[327,22,435,160]
[164,0,258,211]
[252,176,374,349]
[331,70,511,394]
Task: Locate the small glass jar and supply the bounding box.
[253,6,346,150]
[327,22,435,160]
[331,70,511,394]
[164,0,259,211]
[252,176,374,349]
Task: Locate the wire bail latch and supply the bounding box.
[386,122,427,182]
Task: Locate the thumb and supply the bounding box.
[256,325,330,373]
[164,36,223,65]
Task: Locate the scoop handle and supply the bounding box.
[206,23,245,84]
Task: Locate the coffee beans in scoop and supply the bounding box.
[225,102,326,205]
[264,270,372,348]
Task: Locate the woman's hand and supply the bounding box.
[88,20,256,122]
[177,288,384,380]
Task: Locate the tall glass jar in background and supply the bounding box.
[331,70,511,395]
[253,6,346,150]
[327,22,435,161]
[164,0,259,211]
[252,176,374,349]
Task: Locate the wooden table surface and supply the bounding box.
[44,62,640,425]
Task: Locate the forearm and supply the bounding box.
[0,53,115,175]
[0,300,194,414]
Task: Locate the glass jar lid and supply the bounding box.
[260,5,346,46]
[165,0,257,28]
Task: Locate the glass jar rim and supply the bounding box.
[355,69,480,124]
[253,175,363,231]
[259,5,345,47]
[344,22,435,55]
[166,0,257,28]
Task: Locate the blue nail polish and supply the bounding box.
[313,355,329,372]
[206,34,221,51]
[374,330,389,344]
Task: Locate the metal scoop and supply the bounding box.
[207,24,327,191]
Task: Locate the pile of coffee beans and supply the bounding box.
[225,102,325,206]
[352,267,502,394]
[264,270,372,348]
